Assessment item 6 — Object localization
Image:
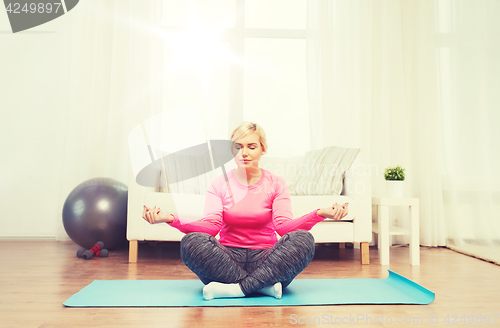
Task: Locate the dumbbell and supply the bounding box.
[76,241,109,260]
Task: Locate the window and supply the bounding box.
[159,0,310,157]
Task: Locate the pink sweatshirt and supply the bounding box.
[168,168,325,249]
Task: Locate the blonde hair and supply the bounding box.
[230,121,268,153]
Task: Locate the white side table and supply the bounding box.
[372,197,420,265]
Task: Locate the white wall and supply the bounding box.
[0,11,70,239]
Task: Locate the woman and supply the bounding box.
[142,122,348,300]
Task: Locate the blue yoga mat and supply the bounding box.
[63,270,434,307]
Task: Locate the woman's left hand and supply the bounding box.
[317,203,348,220]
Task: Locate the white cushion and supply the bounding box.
[289,146,360,196]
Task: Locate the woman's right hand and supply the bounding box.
[142,205,174,224]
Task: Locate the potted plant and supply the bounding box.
[384,165,405,198]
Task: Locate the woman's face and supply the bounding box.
[232,132,266,170]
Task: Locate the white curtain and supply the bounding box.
[54,0,498,247]
[56,0,163,240]
[307,0,447,246]
[56,0,234,240]
[435,0,500,246]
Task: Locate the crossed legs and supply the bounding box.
[180,230,315,300]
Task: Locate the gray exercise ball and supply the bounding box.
[62,177,128,250]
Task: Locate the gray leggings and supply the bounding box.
[180,230,315,296]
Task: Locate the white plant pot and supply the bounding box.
[386,180,405,198]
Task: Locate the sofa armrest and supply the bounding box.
[127,166,156,241]
[344,159,372,243]
[290,195,356,221]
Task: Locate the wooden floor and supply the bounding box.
[1,241,499,328]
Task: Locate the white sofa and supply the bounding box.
[127,154,372,264]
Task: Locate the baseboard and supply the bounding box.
[0,236,58,241]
